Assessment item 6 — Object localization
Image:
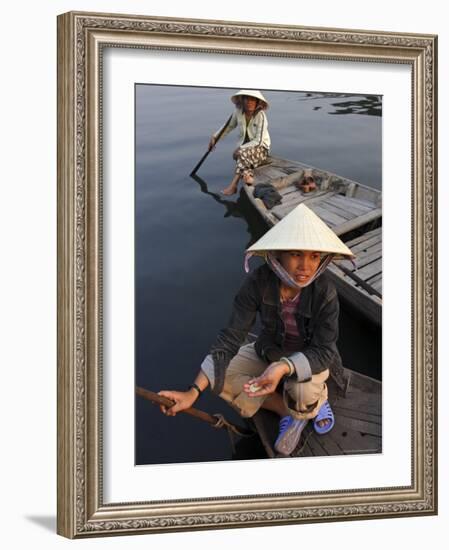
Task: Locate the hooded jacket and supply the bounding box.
[214,108,271,151]
[205,264,348,395]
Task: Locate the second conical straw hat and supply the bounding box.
[231,90,269,109]
[246,203,354,258]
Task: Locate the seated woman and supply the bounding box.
[159,204,354,456]
[208,89,271,195]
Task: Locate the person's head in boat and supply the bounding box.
[245,203,354,290]
[278,250,323,287]
[231,89,269,115]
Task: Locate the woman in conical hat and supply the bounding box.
[208,90,271,195]
[159,205,354,456]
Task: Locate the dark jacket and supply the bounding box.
[209,264,347,395]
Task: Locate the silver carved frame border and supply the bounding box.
[57,11,438,538]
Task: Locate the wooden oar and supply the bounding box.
[190,114,233,176]
[136,386,254,436]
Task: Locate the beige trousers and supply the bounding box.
[202,343,329,420]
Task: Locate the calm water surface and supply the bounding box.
[135,85,382,465]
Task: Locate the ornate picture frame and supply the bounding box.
[57,11,437,538]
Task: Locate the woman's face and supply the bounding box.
[279,250,322,285]
[243,96,258,112]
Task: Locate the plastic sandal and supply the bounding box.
[274,415,309,455]
[313,400,335,435]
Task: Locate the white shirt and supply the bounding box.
[214,108,271,150]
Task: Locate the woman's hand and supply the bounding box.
[208,136,216,151]
[243,361,290,398]
[158,389,198,417]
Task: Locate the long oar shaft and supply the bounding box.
[136,386,218,425]
[190,114,233,175]
[190,149,211,177]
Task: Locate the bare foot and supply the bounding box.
[221,185,238,195]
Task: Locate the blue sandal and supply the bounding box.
[313,400,335,435]
[274,416,308,455]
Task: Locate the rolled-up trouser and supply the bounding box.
[201,343,329,420]
[233,145,269,179]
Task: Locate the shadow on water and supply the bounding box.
[190,173,267,249]
[301,93,382,117]
[339,303,382,381]
[231,431,268,460]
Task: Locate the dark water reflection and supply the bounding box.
[135,85,382,465]
[301,93,382,117]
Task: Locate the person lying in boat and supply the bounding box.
[208,89,271,196]
[159,204,354,456]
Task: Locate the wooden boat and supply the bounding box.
[249,367,382,458]
[244,155,382,325]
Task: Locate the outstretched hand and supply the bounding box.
[243,361,290,398]
[157,389,197,417]
[208,136,216,151]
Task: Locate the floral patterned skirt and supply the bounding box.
[234,145,269,178]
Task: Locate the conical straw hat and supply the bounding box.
[231,89,269,109]
[246,203,354,258]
